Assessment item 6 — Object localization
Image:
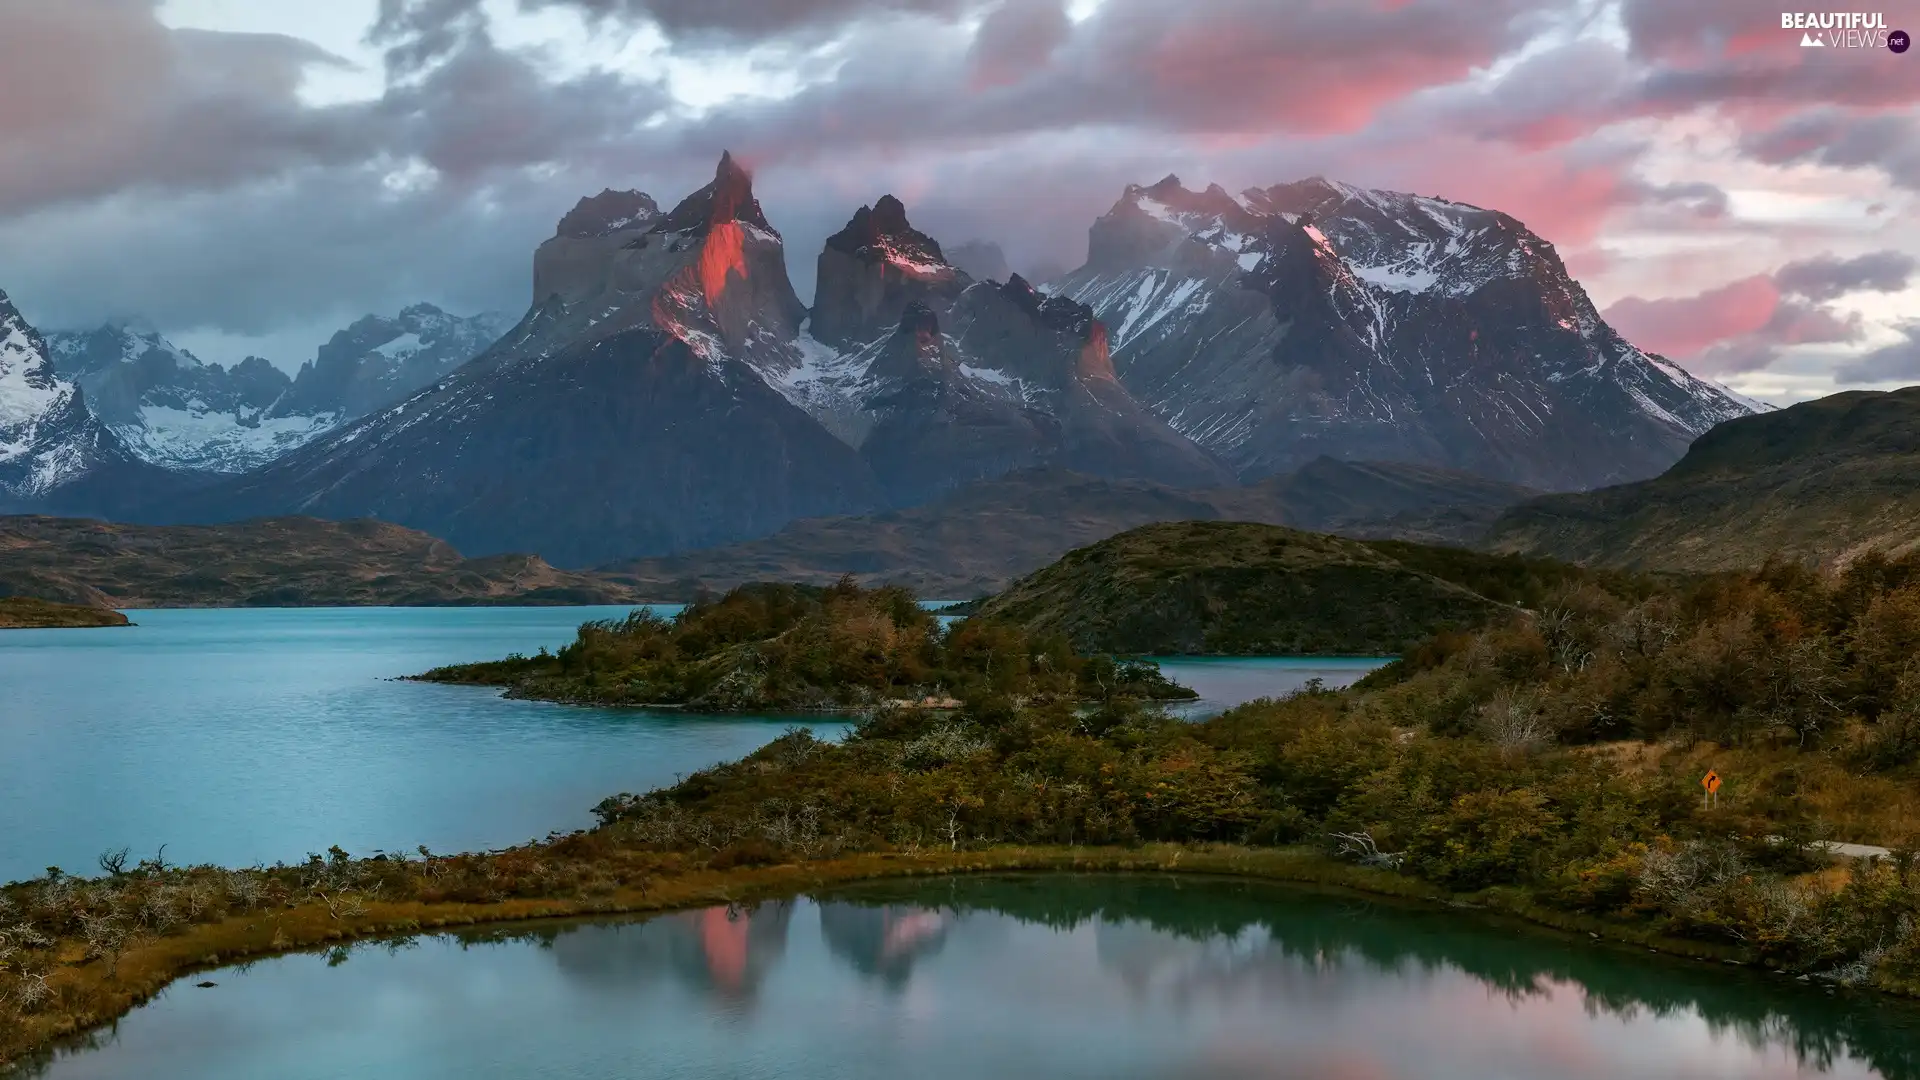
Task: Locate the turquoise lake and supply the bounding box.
[23,875,1920,1079]
[0,608,1382,884]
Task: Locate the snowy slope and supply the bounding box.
[0,291,159,504]
[43,306,512,475]
[45,324,327,473]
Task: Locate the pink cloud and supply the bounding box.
[1604,274,1780,357]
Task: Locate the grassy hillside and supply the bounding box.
[0,596,129,629]
[1488,388,1920,571]
[420,579,1193,711]
[969,521,1591,655]
[0,515,642,607]
[602,463,1538,600]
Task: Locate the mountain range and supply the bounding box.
[0,153,1761,568]
[40,305,510,475]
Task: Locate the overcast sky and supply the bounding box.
[0,0,1916,403]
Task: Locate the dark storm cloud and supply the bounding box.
[1774,251,1917,302]
[967,0,1071,89]
[0,0,695,340]
[370,0,489,76]
[646,0,1566,173]
[1,0,1913,385]
[1835,322,1920,383]
[1740,110,1920,190]
[0,1,371,215]
[0,168,552,336]
[1622,0,1920,110]
[377,36,673,180]
[523,0,970,43]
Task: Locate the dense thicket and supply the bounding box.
[579,554,1920,982]
[420,578,1193,710]
[1369,549,1920,759]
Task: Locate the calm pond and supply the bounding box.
[0,608,1380,883]
[22,875,1920,1079]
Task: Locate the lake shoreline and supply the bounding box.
[7,842,1906,1074]
[0,598,131,630]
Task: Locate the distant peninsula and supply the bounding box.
[0,515,643,608]
[0,596,130,629]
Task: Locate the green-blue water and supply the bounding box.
[0,609,1377,883]
[25,875,1920,1079]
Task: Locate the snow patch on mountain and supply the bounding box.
[122,406,340,471]
[0,323,65,447]
[372,332,422,359]
[1350,263,1439,294]
[0,291,137,500]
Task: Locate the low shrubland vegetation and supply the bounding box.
[14,555,1920,1066]
[418,578,1194,709]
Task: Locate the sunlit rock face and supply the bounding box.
[811,194,971,351]
[168,154,883,566]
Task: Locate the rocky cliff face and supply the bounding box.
[759,198,1232,505]
[269,303,514,423]
[1053,175,1762,490]
[174,155,883,566]
[0,293,190,513]
[810,195,970,350]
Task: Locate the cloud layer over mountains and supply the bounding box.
[0,0,1914,401]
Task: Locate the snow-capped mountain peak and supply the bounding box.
[1,289,150,502]
[1052,173,1765,490]
[0,293,69,455]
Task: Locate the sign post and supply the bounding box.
[1702,769,1721,809]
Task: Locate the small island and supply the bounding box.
[417,578,1196,711]
[0,596,130,629]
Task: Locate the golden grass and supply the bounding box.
[1576,738,1920,850]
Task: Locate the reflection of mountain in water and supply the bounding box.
[547,901,795,1004]
[817,902,951,989]
[825,875,1920,1080]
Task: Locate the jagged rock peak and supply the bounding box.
[555,189,661,238]
[655,151,777,236]
[998,274,1096,337]
[896,300,941,339]
[1141,174,1182,197]
[826,194,948,267]
[1102,175,1252,236]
